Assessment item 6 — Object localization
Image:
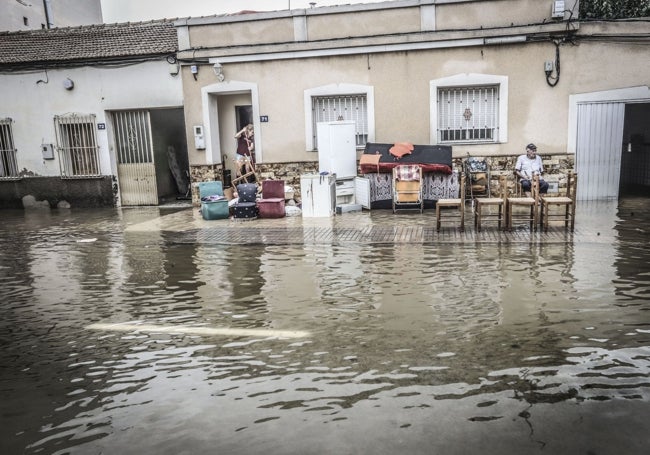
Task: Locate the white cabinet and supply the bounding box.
[317,121,357,179]
[300,173,336,217]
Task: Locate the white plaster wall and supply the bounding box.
[0,60,183,177]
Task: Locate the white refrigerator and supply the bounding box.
[317,121,357,179]
[300,173,336,217]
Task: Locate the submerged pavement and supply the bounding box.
[129,202,613,246]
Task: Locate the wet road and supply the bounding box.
[1,198,649,454]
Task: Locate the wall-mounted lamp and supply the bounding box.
[213,62,225,82]
[63,78,74,90]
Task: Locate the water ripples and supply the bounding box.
[1,207,650,453]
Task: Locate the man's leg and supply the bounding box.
[539,179,549,194]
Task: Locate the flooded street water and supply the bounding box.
[1,199,650,454]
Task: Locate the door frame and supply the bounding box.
[201,81,262,166]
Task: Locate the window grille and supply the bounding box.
[312,94,368,149]
[438,86,499,143]
[54,114,101,178]
[0,118,19,179]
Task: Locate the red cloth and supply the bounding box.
[360,162,452,175]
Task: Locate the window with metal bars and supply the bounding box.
[0,118,19,179]
[54,114,101,178]
[312,94,368,149]
[437,86,499,143]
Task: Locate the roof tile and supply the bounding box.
[0,20,177,65]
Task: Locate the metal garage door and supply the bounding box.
[112,110,158,206]
[576,102,625,200]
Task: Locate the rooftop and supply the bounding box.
[0,20,177,68]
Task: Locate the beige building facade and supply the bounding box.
[176,0,650,201]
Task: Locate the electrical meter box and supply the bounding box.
[41,143,54,160]
[551,1,565,19]
[193,125,205,150]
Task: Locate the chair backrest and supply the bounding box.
[394,164,421,181]
[198,181,224,198]
[496,175,507,199]
[262,180,285,199]
[514,172,525,197]
[531,174,540,201]
[566,171,577,201]
[236,183,258,202]
[459,172,466,209]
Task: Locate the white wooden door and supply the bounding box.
[112,110,158,206]
[576,102,625,201]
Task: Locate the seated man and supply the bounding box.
[515,143,549,197]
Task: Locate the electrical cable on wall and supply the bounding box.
[545,40,561,87]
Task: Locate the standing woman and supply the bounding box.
[235,123,255,164]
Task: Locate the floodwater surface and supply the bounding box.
[1,199,649,454]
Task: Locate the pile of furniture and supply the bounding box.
[359,142,457,209]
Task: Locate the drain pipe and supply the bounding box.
[43,0,53,29]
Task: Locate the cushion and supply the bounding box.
[360,153,381,173]
[237,183,257,203]
[389,142,414,160]
[395,165,421,181]
[261,180,285,199]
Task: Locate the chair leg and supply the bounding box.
[436,205,441,231]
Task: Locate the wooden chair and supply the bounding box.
[506,174,539,231]
[474,174,506,231]
[232,157,260,186]
[436,171,465,231]
[540,172,577,231]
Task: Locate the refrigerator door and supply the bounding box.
[317,121,357,179]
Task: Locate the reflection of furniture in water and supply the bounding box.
[507,174,539,230]
[392,165,423,213]
[257,180,286,218]
[436,171,465,231]
[540,171,577,231]
[198,181,229,220]
[474,175,507,231]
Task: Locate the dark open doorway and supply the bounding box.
[620,103,650,197]
[236,105,253,132]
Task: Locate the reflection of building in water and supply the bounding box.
[571,201,619,296]
[259,245,322,318]
[193,245,266,326]
[427,244,504,337]
[613,197,650,305]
